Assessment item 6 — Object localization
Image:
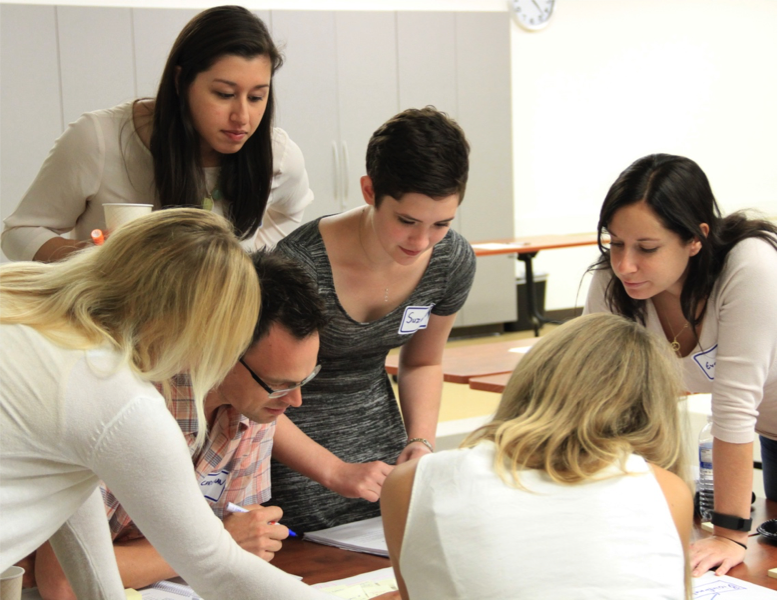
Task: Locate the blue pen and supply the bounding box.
[225,502,298,537]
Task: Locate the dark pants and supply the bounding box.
[760,435,776,502]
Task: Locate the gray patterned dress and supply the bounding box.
[271,218,476,533]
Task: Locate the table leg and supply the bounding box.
[519,253,556,336]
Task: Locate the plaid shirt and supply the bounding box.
[102,373,275,540]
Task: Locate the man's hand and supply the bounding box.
[690,535,747,577]
[222,505,289,561]
[327,461,394,502]
[396,441,432,465]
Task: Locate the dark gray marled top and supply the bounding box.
[270,217,476,533]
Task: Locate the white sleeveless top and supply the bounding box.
[400,442,685,600]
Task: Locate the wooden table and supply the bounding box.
[269,500,776,591]
[468,371,512,393]
[385,337,537,383]
[271,537,390,585]
[471,233,600,335]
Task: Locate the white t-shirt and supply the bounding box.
[401,443,686,600]
[1,101,313,260]
[0,323,327,599]
[585,237,777,442]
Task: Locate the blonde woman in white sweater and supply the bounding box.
[382,313,692,600]
[0,209,327,600]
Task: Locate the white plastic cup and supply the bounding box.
[103,203,153,231]
[0,566,24,600]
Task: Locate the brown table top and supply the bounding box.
[468,372,512,393]
[385,337,537,383]
[270,537,390,586]
[470,232,599,257]
[270,500,776,592]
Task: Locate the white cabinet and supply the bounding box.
[57,6,135,126]
[270,11,399,220]
[272,10,516,327]
[132,8,200,98]
[0,4,62,232]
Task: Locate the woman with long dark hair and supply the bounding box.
[1,5,312,262]
[585,153,776,578]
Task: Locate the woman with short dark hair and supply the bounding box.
[271,107,476,533]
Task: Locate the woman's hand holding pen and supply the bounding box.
[222,504,289,561]
[325,460,394,503]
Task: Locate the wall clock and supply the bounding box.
[509,0,556,32]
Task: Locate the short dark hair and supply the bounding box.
[249,250,326,344]
[151,6,283,239]
[592,153,776,327]
[366,106,470,207]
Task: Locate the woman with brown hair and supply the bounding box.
[2,5,312,262]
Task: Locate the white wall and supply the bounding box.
[510,0,777,310]
[3,0,776,307]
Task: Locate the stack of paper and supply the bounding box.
[303,516,388,557]
[313,567,397,600]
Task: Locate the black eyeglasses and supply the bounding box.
[238,358,321,399]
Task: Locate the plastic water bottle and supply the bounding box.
[698,415,714,521]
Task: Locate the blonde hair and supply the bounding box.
[463,313,688,487]
[0,208,260,448]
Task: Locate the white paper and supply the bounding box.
[509,346,532,354]
[303,516,388,557]
[139,580,200,600]
[471,242,530,251]
[693,571,776,600]
[313,567,397,600]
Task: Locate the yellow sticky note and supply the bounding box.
[768,568,776,579]
[125,588,143,600]
[701,521,714,533]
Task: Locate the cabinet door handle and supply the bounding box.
[341,140,350,211]
[332,141,341,209]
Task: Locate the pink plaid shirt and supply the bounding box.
[102,373,275,540]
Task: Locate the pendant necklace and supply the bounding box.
[203,187,221,212]
[668,321,688,354]
[358,207,390,302]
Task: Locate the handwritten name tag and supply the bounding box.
[199,469,229,502]
[693,344,717,381]
[398,305,433,335]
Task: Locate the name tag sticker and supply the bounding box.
[398,305,433,335]
[199,469,229,502]
[693,344,717,381]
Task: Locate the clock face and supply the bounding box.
[509,0,555,31]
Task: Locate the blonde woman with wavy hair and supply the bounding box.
[382,313,693,600]
[0,209,326,599]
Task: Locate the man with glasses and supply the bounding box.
[33,250,326,597]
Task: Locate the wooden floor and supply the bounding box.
[390,324,558,422]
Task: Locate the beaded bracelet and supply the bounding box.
[407,437,434,453]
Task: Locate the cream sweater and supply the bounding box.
[1,101,313,260]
